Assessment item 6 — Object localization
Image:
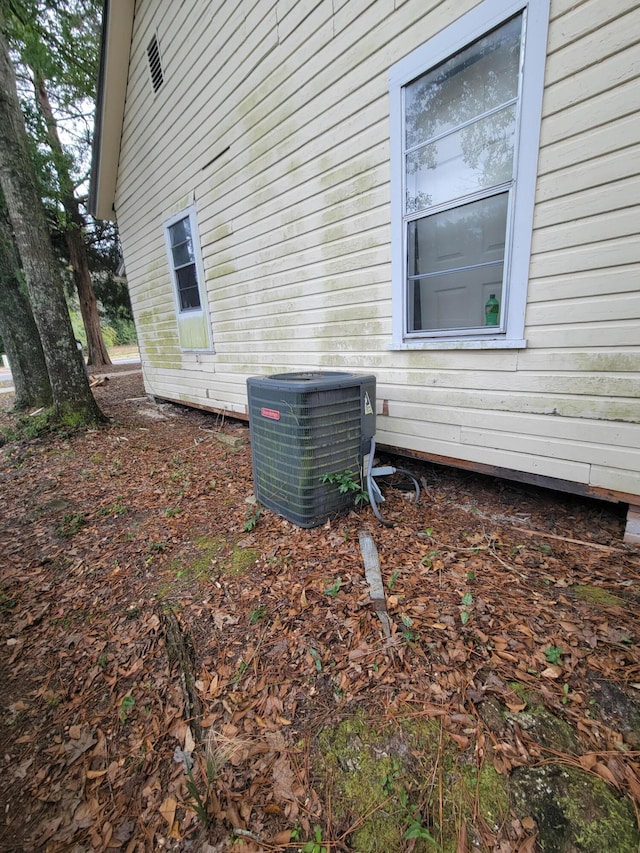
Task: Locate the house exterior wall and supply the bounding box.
[113,0,640,502]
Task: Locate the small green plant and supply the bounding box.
[561,683,570,705]
[309,648,323,672]
[324,577,342,597]
[165,506,180,518]
[249,605,267,625]
[381,758,401,794]
[119,694,135,724]
[460,591,473,626]
[231,660,248,684]
[301,825,328,853]
[185,762,209,828]
[243,506,262,532]
[400,790,437,844]
[388,569,401,590]
[184,753,217,829]
[544,645,563,665]
[321,470,369,505]
[99,498,127,517]
[400,613,415,641]
[420,549,440,568]
[57,512,86,538]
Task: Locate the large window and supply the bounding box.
[390,0,549,348]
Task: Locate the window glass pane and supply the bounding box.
[170,217,195,267]
[172,238,194,267]
[169,217,190,246]
[406,105,515,213]
[176,264,201,310]
[407,193,508,332]
[405,14,522,150]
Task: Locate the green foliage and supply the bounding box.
[388,569,401,590]
[243,506,262,532]
[400,790,437,844]
[321,469,369,506]
[7,1,135,345]
[0,408,53,443]
[309,648,323,673]
[324,577,342,597]
[249,605,267,625]
[110,316,137,345]
[400,613,416,641]
[98,498,127,518]
[6,0,103,190]
[420,549,440,568]
[118,693,135,724]
[460,591,473,626]
[56,511,86,538]
[544,645,563,664]
[301,826,328,853]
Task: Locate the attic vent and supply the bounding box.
[147,35,164,93]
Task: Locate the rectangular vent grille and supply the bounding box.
[147,35,164,93]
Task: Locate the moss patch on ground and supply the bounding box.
[316,707,639,853]
[572,584,626,607]
[315,711,510,852]
[511,764,639,852]
[155,535,257,599]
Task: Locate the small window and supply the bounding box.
[167,216,201,311]
[164,208,205,313]
[163,206,212,351]
[390,0,549,348]
[147,34,164,93]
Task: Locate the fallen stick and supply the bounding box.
[158,606,203,744]
[359,529,392,639]
[516,527,635,555]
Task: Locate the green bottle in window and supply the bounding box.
[485,293,500,326]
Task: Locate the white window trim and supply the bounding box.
[163,205,213,352]
[389,0,549,350]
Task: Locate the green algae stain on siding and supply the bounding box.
[136,310,181,369]
[177,312,211,350]
[206,260,237,282]
[321,166,378,207]
[143,334,180,369]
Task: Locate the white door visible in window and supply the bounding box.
[390,0,550,347]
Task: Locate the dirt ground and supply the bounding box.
[0,369,638,852]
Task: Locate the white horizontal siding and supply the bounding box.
[114,0,640,503]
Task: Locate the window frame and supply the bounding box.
[163,205,213,351]
[389,0,550,350]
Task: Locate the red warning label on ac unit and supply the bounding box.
[260,407,281,420]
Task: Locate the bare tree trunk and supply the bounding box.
[33,73,111,367]
[0,198,52,410]
[0,21,104,424]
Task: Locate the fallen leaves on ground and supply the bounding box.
[0,369,638,851]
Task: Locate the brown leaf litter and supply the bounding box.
[0,369,638,851]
